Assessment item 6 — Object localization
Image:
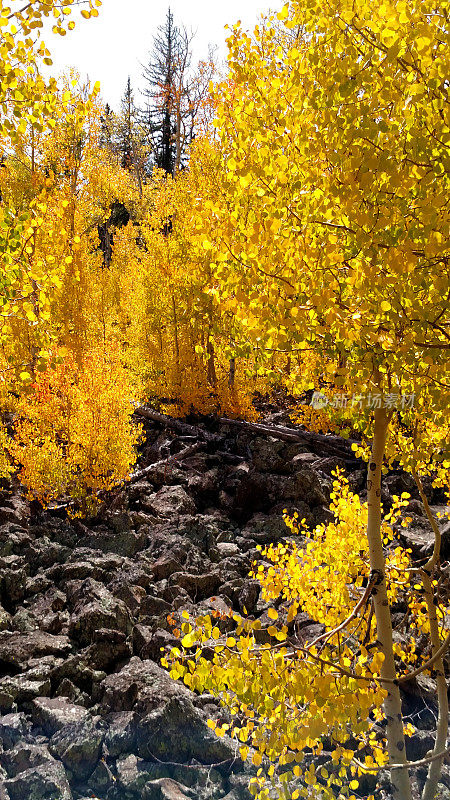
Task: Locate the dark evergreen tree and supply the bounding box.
[97,200,130,267]
[141,7,179,175]
[141,8,217,176]
[98,85,140,266]
[99,103,114,151]
[119,79,150,192]
[141,7,215,176]
[119,78,134,171]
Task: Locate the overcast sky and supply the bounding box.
[42,1,278,110]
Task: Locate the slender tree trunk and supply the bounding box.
[171,294,180,375]
[29,126,39,377]
[412,471,448,800]
[206,334,217,388]
[366,407,412,800]
[175,95,182,175]
[30,125,35,174]
[133,142,143,197]
[228,357,236,389]
[420,569,448,800]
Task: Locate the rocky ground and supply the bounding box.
[0,409,449,800]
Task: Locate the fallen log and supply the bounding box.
[47,442,205,515]
[216,416,360,462]
[135,404,360,463]
[135,405,220,443]
[127,441,204,484]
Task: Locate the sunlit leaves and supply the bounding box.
[11,349,141,512]
[164,471,432,798]
[159,9,450,795]
[206,0,450,445]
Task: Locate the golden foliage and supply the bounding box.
[164,472,444,798]
[11,349,141,512]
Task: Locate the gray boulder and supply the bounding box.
[104,711,137,757]
[99,657,192,715]
[249,438,287,473]
[49,717,104,780]
[115,753,155,795]
[0,742,54,778]
[149,555,183,581]
[4,761,72,800]
[139,593,172,617]
[144,486,196,517]
[0,631,71,670]
[0,713,30,749]
[142,778,196,800]
[136,695,236,766]
[67,579,132,645]
[115,753,225,799]
[31,697,90,735]
[241,513,290,545]
[0,673,51,704]
[0,604,12,631]
[87,757,115,794]
[167,571,221,601]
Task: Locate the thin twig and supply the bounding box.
[353,745,450,773]
[309,575,377,651]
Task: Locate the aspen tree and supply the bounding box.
[168,1,450,798]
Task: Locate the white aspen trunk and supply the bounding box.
[420,569,448,800]
[366,407,412,800]
[412,470,448,800]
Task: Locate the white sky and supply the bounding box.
[42,1,278,110]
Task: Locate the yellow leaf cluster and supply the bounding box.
[10,348,142,512]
